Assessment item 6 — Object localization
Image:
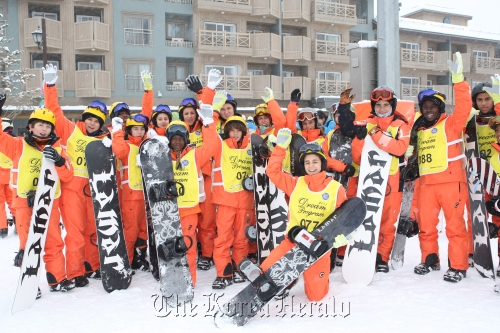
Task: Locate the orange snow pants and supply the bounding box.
[197,174,216,258]
[261,236,331,302]
[121,199,147,264]
[417,182,469,271]
[213,205,253,277]
[180,213,198,286]
[0,183,13,229]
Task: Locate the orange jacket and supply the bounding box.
[140,90,168,137]
[197,86,216,106]
[266,145,346,207]
[284,101,300,132]
[0,121,73,208]
[352,114,411,192]
[170,121,218,217]
[254,100,287,137]
[418,81,471,185]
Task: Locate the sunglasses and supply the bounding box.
[298,111,316,121]
[417,89,446,104]
[180,98,198,108]
[88,100,107,114]
[113,102,130,115]
[155,104,171,113]
[370,89,394,102]
[130,113,149,126]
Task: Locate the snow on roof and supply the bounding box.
[398,17,500,42]
[400,4,472,19]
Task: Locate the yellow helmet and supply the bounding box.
[29,108,56,127]
[253,103,272,124]
[82,107,107,125]
[125,113,149,127]
[223,115,247,139]
[109,102,130,118]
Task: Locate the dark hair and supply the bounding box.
[316,110,328,120]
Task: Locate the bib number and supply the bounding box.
[300,219,319,230]
[419,154,433,164]
[76,156,87,166]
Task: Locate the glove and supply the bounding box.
[261,87,274,103]
[447,52,464,84]
[356,127,367,140]
[101,137,112,148]
[207,68,223,90]
[212,90,227,111]
[135,153,142,167]
[333,234,348,248]
[43,146,65,167]
[42,63,58,85]
[291,88,301,103]
[488,222,499,239]
[342,164,356,177]
[141,70,153,91]
[486,197,500,217]
[185,74,203,94]
[483,74,500,106]
[276,128,292,149]
[339,87,356,104]
[405,145,414,158]
[147,128,158,139]
[112,117,124,134]
[266,134,277,154]
[368,125,381,136]
[27,190,36,208]
[197,102,214,126]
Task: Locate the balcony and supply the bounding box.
[124,28,153,46]
[24,18,62,49]
[312,1,357,26]
[400,84,451,104]
[166,83,190,92]
[282,0,311,22]
[473,56,500,75]
[252,0,280,18]
[251,75,283,100]
[166,39,193,48]
[193,0,252,14]
[200,74,253,99]
[284,77,312,100]
[251,33,281,59]
[283,36,311,61]
[197,30,252,56]
[315,80,350,96]
[74,21,110,51]
[74,0,109,3]
[314,41,349,63]
[166,0,192,3]
[75,70,111,98]
[26,69,64,96]
[401,49,450,71]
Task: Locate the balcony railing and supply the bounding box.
[74,21,110,51]
[251,75,282,100]
[473,56,500,74]
[124,28,153,46]
[166,0,192,3]
[199,30,250,48]
[284,77,311,100]
[75,70,110,98]
[315,80,350,96]
[193,0,252,14]
[166,39,193,48]
[314,40,349,62]
[24,18,62,49]
[283,36,311,61]
[166,84,190,92]
[251,0,280,18]
[26,69,64,96]
[200,74,250,91]
[401,49,450,71]
[401,84,451,103]
[282,0,311,21]
[251,33,281,59]
[313,1,357,25]
[357,18,367,24]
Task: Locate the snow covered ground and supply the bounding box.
[1,222,499,333]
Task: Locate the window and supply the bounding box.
[427,80,433,86]
[124,16,152,46]
[34,60,60,69]
[400,42,419,50]
[248,70,264,76]
[125,62,153,91]
[76,15,101,22]
[204,22,235,32]
[401,77,420,85]
[205,65,236,76]
[283,71,294,77]
[167,64,188,83]
[32,12,58,20]
[473,50,489,58]
[427,47,433,51]
[316,33,340,42]
[167,22,187,40]
[77,62,102,70]
[317,71,341,81]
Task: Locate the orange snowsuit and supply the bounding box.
[44,84,110,279]
[0,122,74,285]
[0,149,14,230]
[351,114,411,262]
[252,99,287,137]
[264,145,347,301]
[416,81,471,271]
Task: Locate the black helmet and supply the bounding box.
[417,88,446,114]
[472,82,493,110]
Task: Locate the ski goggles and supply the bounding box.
[488,116,500,130]
[154,104,172,114]
[299,143,326,160]
[298,109,316,121]
[111,102,130,116]
[180,97,198,108]
[166,123,189,139]
[417,88,446,104]
[126,113,149,127]
[88,100,107,114]
[370,88,394,102]
[254,104,269,116]
[226,93,237,105]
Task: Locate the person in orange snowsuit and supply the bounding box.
[261,129,347,301]
[409,53,472,282]
[0,112,15,238]
[1,103,75,294]
[44,65,110,287]
[252,87,287,137]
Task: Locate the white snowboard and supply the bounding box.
[342,135,391,285]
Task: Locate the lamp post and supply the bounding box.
[31,17,47,67]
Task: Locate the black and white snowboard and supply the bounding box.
[139,137,194,307]
[143,178,159,281]
[86,141,132,292]
[390,180,415,269]
[290,134,307,176]
[250,134,288,264]
[214,197,366,327]
[327,129,353,187]
[12,157,59,314]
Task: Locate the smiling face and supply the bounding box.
[303,154,322,175]
[220,103,235,120]
[256,115,270,126]
[156,113,170,128]
[30,121,52,137]
[374,100,392,116]
[130,125,145,137]
[85,116,101,133]
[302,119,316,130]
[170,135,186,152]
[421,100,440,123]
[117,111,130,120]
[182,107,197,126]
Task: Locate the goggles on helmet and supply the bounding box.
[167,124,188,139]
[370,88,394,102]
[154,104,171,113]
[128,113,149,126]
[113,102,130,115]
[299,142,326,160]
[298,111,316,121]
[88,100,107,114]
[180,98,198,108]
[417,89,446,104]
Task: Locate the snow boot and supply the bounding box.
[73,275,89,288]
[247,252,258,264]
[0,228,7,238]
[212,276,233,289]
[132,246,150,271]
[197,256,213,271]
[414,253,440,275]
[232,260,246,283]
[50,279,75,292]
[443,268,466,283]
[274,279,298,300]
[13,249,24,267]
[468,254,474,268]
[36,287,41,300]
[335,255,344,267]
[84,261,101,279]
[375,253,389,273]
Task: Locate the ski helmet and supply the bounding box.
[298,142,327,174]
[370,86,398,114]
[166,120,190,146]
[472,82,493,110]
[417,88,446,113]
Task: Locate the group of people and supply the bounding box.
[1,50,500,303]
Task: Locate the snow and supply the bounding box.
[399,4,472,19]
[1,222,499,332]
[356,40,378,49]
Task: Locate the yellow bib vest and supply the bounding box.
[189,130,203,148]
[173,149,204,208]
[366,123,401,175]
[417,119,464,176]
[213,141,253,193]
[12,141,61,198]
[0,152,12,169]
[476,122,496,159]
[121,144,143,191]
[66,127,98,178]
[216,119,225,137]
[288,177,340,232]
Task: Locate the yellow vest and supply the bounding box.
[121,144,143,191]
[12,141,61,198]
[173,149,204,208]
[65,127,98,178]
[0,152,12,169]
[417,119,464,176]
[189,130,203,148]
[288,177,340,232]
[489,149,500,176]
[476,122,496,159]
[216,119,225,137]
[366,123,401,175]
[213,141,253,193]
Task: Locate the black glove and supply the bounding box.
[486,198,500,217]
[488,222,499,239]
[290,89,301,103]
[43,146,65,167]
[397,217,419,238]
[185,75,203,94]
[342,164,356,177]
[0,94,5,116]
[355,127,367,140]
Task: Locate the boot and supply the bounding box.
[84,261,101,280]
[0,228,7,238]
[73,275,89,288]
[232,260,246,283]
[212,276,232,289]
[50,279,75,292]
[414,253,440,275]
[468,254,474,268]
[132,247,150,271]
[375,253,389,273]
[443,268,466,283]
[13,249,24,267]
[197,256,213,271]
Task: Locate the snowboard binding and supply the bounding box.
[158,235,193,260]
[251,272,279,302]
[245,225,257,243]
[148,180,184,202]
[288,226,329,259]
[397,217,419,238]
